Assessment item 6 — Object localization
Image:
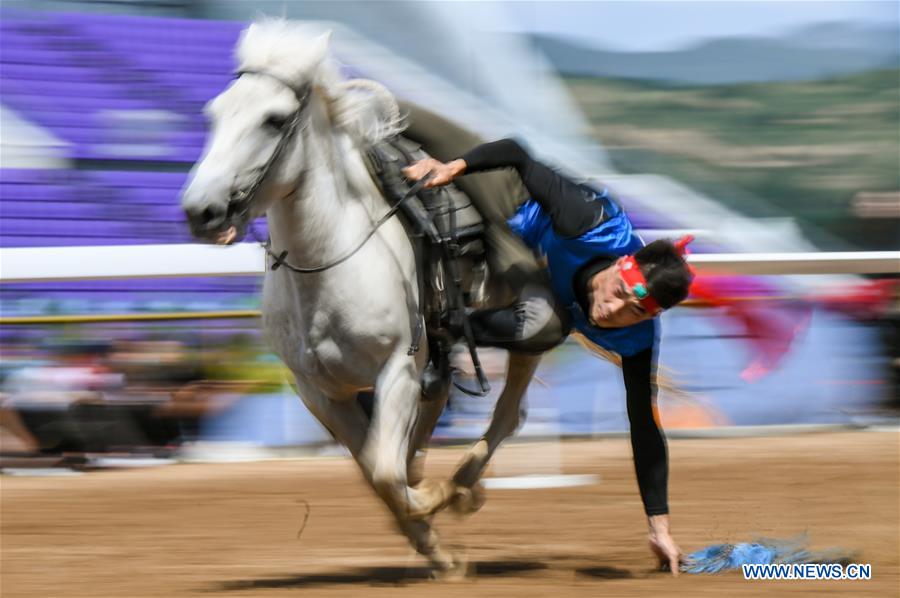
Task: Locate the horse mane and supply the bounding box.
[236,18,402,147]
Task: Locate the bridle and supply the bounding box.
[227,70,311,228]
[228,69,430,274]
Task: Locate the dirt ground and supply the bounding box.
[2,430,898,597]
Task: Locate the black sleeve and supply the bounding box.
[458,139,603,238]
[621,347,669,516]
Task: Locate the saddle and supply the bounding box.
[366,136,492,395]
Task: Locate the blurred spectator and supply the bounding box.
[1,341,122,459]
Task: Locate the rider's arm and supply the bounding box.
[623,349,682,574]
[406,139,603,238]
[455,138,532,174]
[439,139,524,180]
[455,139,603,239]
[621,346,669,516]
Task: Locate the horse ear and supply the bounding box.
[310,29,332,62]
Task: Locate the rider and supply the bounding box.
[402,124,693,576]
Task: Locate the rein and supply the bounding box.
[248,174,433,273]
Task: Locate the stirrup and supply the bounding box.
[450,365,491,397]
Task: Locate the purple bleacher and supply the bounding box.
[76,147,203,162]
[1,63,98,82]
[1,183,72,202]
[0,10,240,163]
[0,168,269,252]
[1,218,184,240]
[4,94,164,113]
[0,169,76,184]
[0,10,312,314]
[9,79,158,99]
[0,10,365,165]
[3,200,122,219]
[2,280,262,304]
[85,171,187,188]
[2,200,187,223]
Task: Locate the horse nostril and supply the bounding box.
[202,207,219,224]
[188,204,226,229]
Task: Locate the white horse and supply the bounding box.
[180,19,541,574]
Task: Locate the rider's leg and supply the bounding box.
[399,100,543,293]
[399,100,527,222]
[468,282,572,353]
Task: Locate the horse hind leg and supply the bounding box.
[405,352,543,520]
[449,351,542,507]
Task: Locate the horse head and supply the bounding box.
[180,19,401,245]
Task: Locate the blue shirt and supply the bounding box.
[507,189,658,357]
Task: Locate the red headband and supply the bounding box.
[620,235,694,315]
[674,235,694,256]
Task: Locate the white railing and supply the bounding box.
[0,244,897,283]
[687,251,899,275]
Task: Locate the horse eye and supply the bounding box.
[263,114,289,132]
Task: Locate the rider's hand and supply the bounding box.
[648,514,683,577]
[402,158,465,188]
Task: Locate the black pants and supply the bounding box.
[460,139,615,352]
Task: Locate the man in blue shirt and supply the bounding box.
[403,132,693,576]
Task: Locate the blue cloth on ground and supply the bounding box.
[681,537,854,574]
[683,543,779,574]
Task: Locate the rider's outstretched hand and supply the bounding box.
[648,514,683,577]
[402,158,466,189]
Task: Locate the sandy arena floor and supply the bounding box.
[2,430,898,597]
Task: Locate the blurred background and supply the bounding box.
[0,0,897,468]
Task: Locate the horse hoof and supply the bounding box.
[451,440,488,489]
[409,478,455,520]
[450,482,486,516]
[431,550,470,582]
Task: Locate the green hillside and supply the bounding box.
[564,69,900,250]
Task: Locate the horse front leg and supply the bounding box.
[361,350,459,529]
[291,373,459,574]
